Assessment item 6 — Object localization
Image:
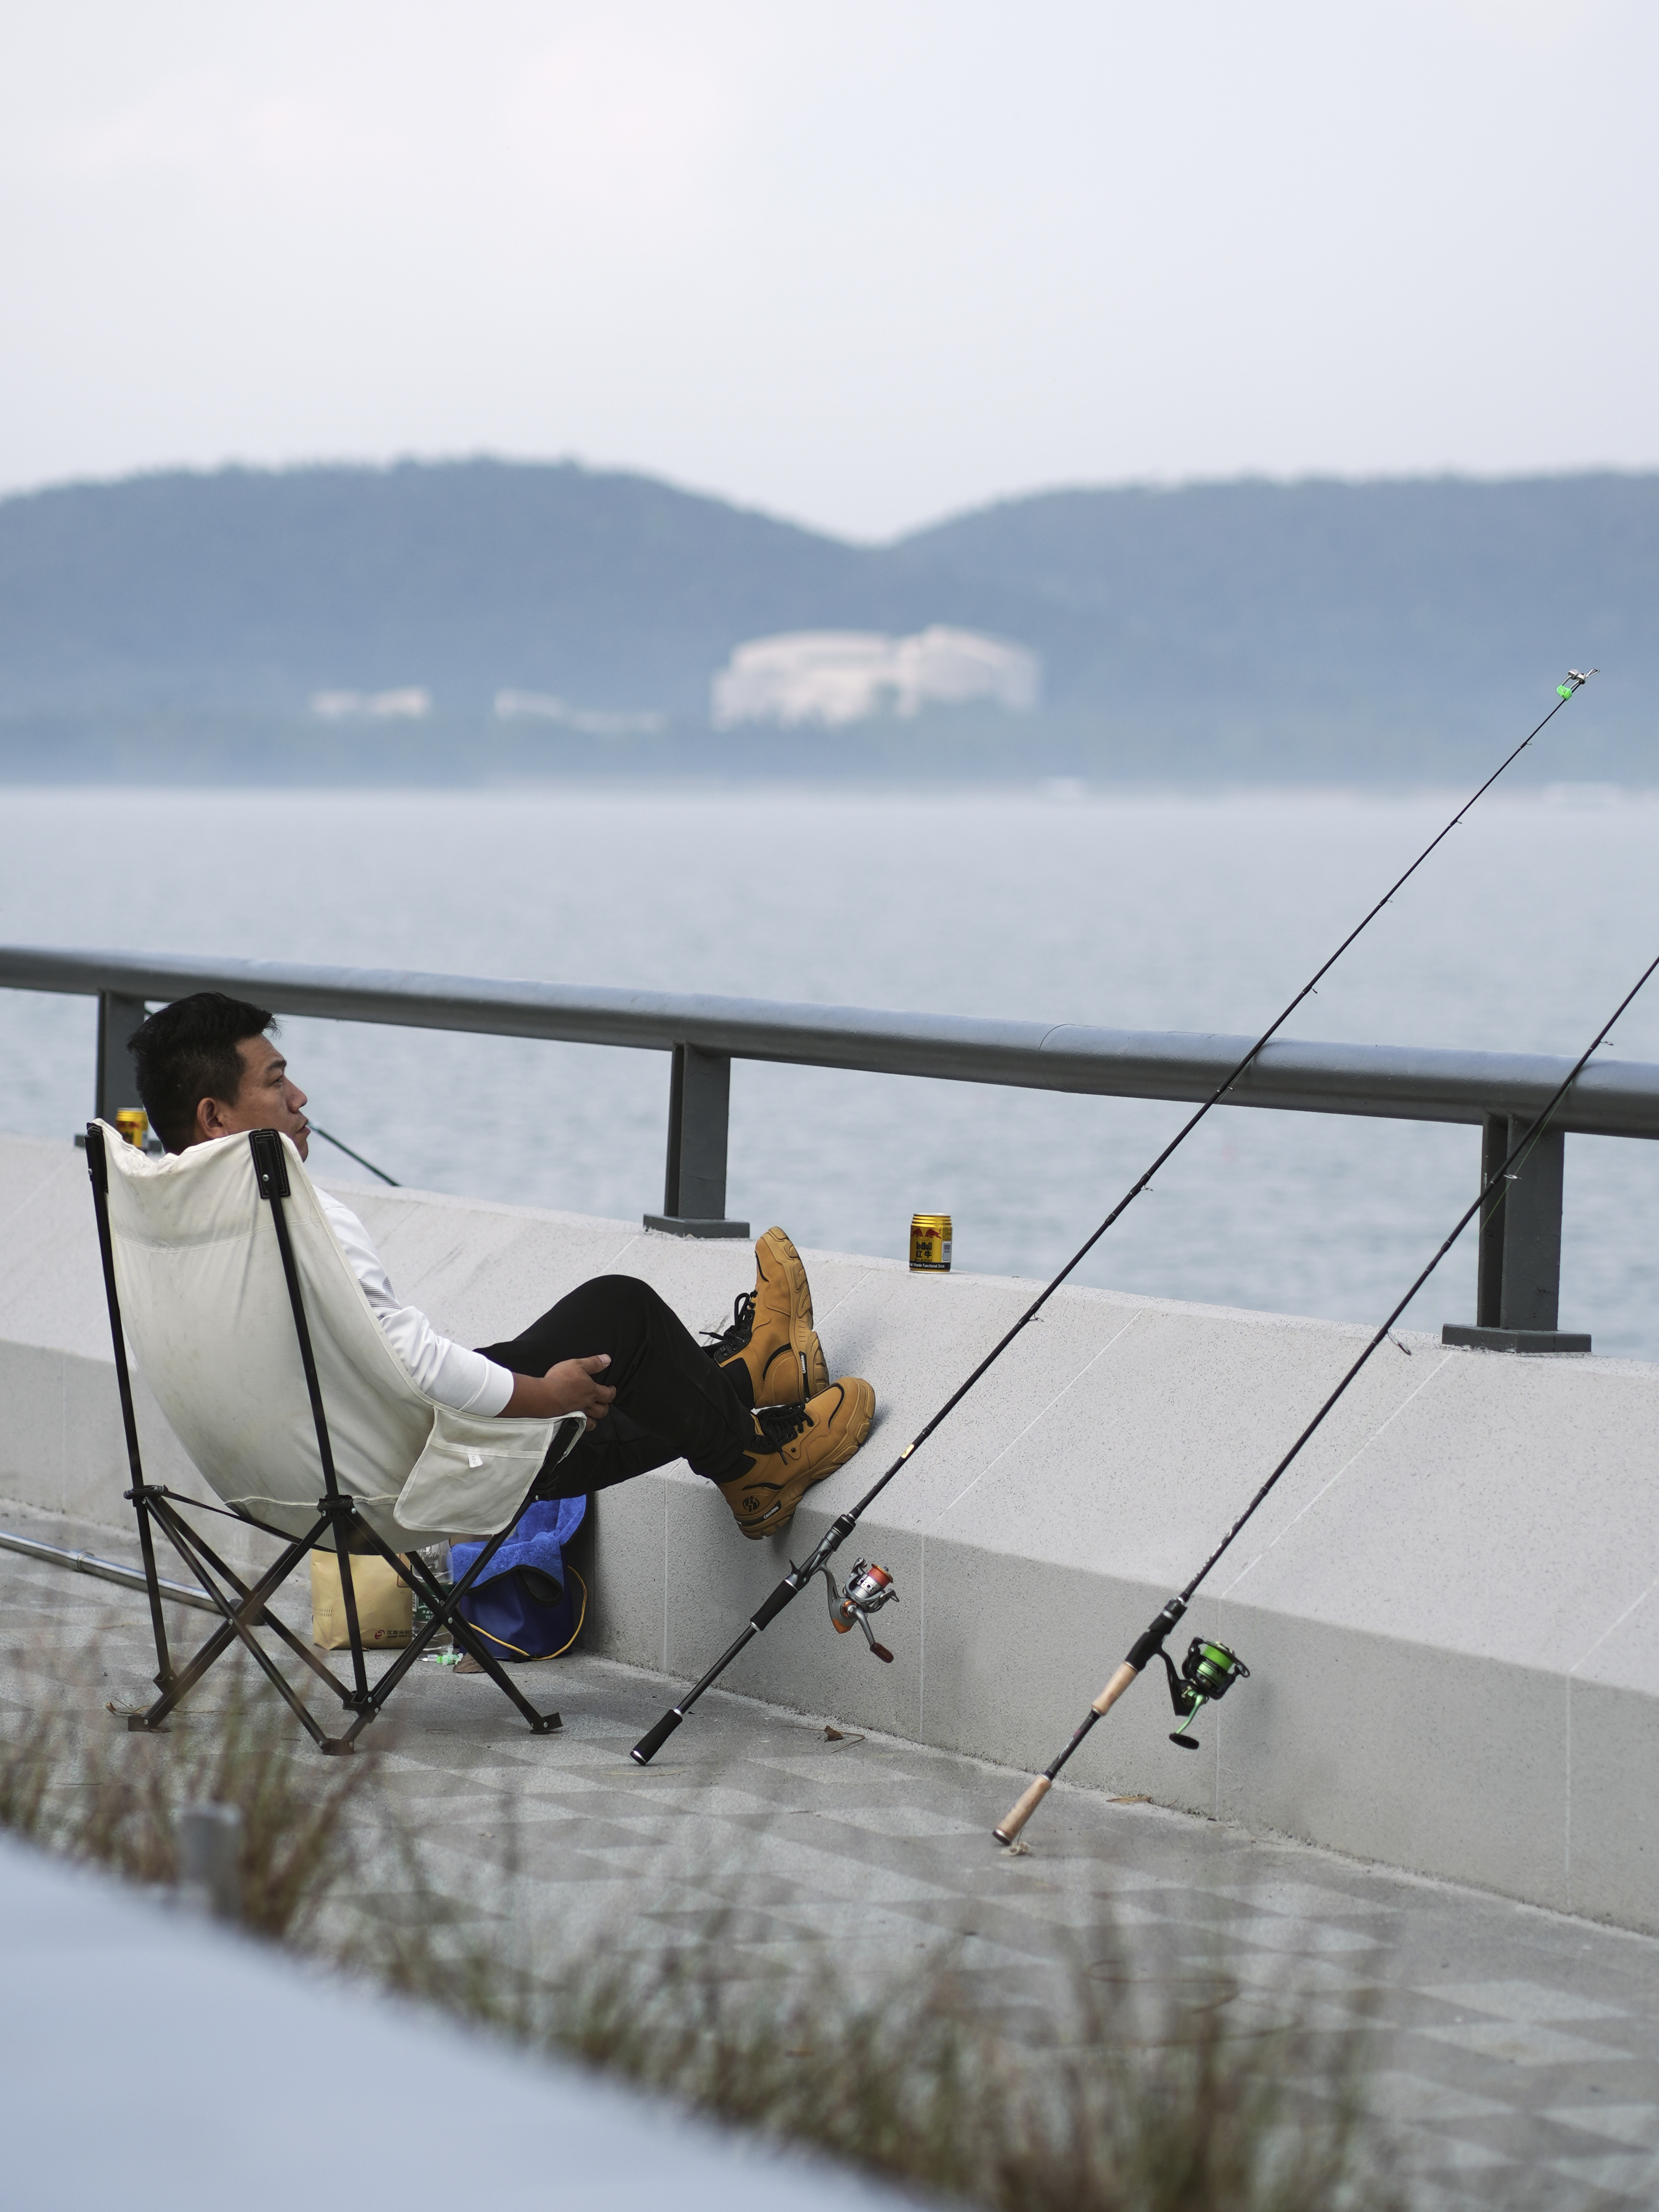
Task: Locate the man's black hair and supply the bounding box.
[129,992,278,1153]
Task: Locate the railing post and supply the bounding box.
[1498,1116,1566,1332]
[95,992,149,1125]
[642,1044,750,1240]
[1445,1112,1588,1354]
[1474,1112,1507,1328]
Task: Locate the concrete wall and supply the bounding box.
[2,1129,1655,1932]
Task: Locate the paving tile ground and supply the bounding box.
[3,1498,1657,2211]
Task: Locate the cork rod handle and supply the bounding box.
[1091,1660,1138,1716]
[992,1773,1050,1843]
[992,1659,1145,1843]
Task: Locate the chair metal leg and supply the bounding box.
[106,1473,568,1754]
[328,1529,375,1711]
[147,1502,338,1748]
[87,1124,175,1691]
[129,1510,325,1735]
[249,1131,377,1714]
[349,1513,562,1738]
[170,1513,360,1707]
[128,1488,177,1692]
[122,1493,563,1752]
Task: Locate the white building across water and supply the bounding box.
[308,687,431,721]
[711,626,1040,728]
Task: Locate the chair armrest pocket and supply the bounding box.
[395,1406,583,1535]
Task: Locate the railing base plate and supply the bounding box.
[1442,1324,1592,1355]
[643,1215,752,1239]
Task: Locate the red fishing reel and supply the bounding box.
[819,1559,898,1662]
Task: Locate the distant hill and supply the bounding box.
[899,475,1659,776]
[0,458,1653,784]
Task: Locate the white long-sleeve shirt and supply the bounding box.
[316,1188,515,1417]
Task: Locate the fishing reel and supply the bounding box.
[819,1559,898,1663]
[1161,1637,1249,1750]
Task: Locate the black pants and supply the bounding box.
[475,1274,755,1498]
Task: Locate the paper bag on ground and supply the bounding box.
[311,1551,413,1649]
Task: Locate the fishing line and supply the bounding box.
[993,940,1658,1844]
[309,1124,400,1186]
[631,672,1597,1766]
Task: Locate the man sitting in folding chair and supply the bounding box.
[132,993,876,1534]
[93,993,874,1753]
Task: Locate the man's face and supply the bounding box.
[194,1035,311,1158]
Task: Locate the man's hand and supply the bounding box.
[500,1353,615,1428]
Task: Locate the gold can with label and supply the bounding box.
[114,1108,149,1149]
[909,1213,953,1273]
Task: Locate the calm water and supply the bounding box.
[3,783,1658,1357]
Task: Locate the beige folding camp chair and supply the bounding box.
[86,1121,584,1752]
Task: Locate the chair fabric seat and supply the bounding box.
[98,1127,560,1547]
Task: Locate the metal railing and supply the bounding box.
[5,942,1658,1339]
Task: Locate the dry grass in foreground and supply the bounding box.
[0,1663,365,1941]
[385,1916,1404,2212]
[1,1659,1405,2212]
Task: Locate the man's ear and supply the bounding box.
[195,1094,231,1143]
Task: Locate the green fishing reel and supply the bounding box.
[1161,1637,1250,1750]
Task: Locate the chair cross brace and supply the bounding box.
[87,1124,564,1752]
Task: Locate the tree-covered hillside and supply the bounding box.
[0,459,1652,783]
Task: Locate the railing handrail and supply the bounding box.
[4,941,1658,1139]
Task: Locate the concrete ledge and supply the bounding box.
[2,1130,1655,1933]
[0,1836,898,2212]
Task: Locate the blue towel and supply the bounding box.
[450,1495,588,1662]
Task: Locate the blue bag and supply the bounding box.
[450,1494,588,1663]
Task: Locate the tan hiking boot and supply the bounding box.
[703,1225,829,1408]
[716,1376,876,1540]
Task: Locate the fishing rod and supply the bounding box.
[631,671,1597,1766]
[992,939,1657,1844]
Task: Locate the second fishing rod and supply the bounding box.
[631,671,1596,1766]
[992,935,1659,1843]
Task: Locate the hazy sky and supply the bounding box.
[2,2,1654,539]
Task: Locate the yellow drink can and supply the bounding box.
[114,1109,149,1149]
[909,1213,953,1273]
